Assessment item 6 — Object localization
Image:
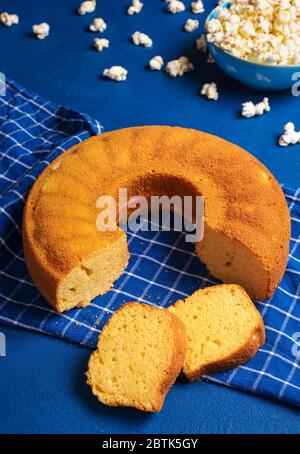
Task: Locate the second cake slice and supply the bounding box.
[169,284,265,381]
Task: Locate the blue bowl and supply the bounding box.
[205,3,300,91]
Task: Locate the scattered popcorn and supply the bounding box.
[191,1,205,14]
[167,1,185,14]
[201,82,219,100]
[149,55,164,70]
[206,0,300,65]
[89,18,107,32]
[196,34,207,52]
[0,12,19,27]
[184,18,199,32]
[165,56,194,77]
[32,23,50,40]
[278,122,300,146]
[132,31,153,47]
[127,0,144,15]
[94,37,109,51]
[103,66,127,81]
[207,53,215,63]
[78,0,96,15]
[241,97,270,118]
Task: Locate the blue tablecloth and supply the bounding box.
[1,0,300,434]
[1,77,300,408]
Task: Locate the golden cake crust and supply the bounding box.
[23,126,290,311]
[170,284,265,382]
[86,302,187,412]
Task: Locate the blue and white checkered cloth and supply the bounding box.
[1,79,300,407]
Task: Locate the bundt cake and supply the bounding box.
[87,302,187,412]
[169,284,265,381]
[23,126,290,313]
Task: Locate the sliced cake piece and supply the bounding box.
[87,302,187,412]
[169,284,265,382]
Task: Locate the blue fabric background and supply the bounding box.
[0,0,300,433]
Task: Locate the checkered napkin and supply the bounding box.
[1,79,300,407]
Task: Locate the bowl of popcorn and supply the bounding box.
[205,0,300,91]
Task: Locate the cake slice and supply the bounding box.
[87,302,187,412]
[169,284,265,382]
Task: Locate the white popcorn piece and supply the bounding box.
[217,6,231,21]
[149,56,164,70]
[196,34,207,52]
[241,97,270,118]
[210,30,224,44]
[103,66,127,81]
[32,22,50,40]
[127,0,144,15]
[200,82,219,101]
[165,56,194,77]
[239,20,256,38]
[132,31,153,47]
[94,38,109,51]
[264,53,280,64]
[184,18,199,32]
[206,33,215,43]
[206,18,222,34]
[278,122,300,146]
[89,18,107,32]
[78,0,96,15]
[257,16,271,33]
[0,12,19,27]
[242,105,259,119]
[191,1,205,14]
[206,0,300,65]
[206,54,215,63]
[167,1,185,14]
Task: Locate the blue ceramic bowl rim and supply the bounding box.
[205,2,300,69]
